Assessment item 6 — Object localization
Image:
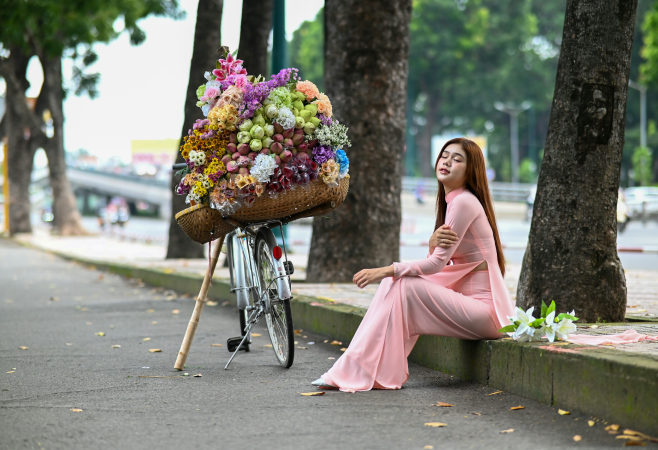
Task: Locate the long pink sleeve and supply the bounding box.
[393,194,481,279]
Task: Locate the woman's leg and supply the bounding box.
[321,276,499,392]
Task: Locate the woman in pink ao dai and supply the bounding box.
[312,137,515,392]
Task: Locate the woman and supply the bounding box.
[312,137,515,392]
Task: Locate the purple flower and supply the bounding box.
[319,114,334,127]
[312,145,335,165]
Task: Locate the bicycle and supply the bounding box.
[172,163,296,370]
[224,220,295,369]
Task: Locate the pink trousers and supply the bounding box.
[322,271,502,392]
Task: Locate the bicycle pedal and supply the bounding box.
[227,337,249,353]
[283,261,294,275]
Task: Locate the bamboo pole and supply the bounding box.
[2,139,9,234]
[174,235,225,370]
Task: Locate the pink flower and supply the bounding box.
[213,53,248,81]
[233,74,249,90]
[205,87,219,99]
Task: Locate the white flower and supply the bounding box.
[275,106,295,130]
[204,71,213,81]
[515,326,537,342]
[544,311,558,342]
[555,318,577,341]
[189,150,206,167]
[206,80,220,90]
[201,104,211,117]
[511,306,535,340]
[249,154,278,183]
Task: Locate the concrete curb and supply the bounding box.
[11,238,658,436]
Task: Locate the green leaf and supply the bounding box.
[546,300,556,317]
[216,60,221,70]
[541,300,548,318]
[498,325,517,333]
[232,48,239,57]
[531,318,545,327]
[556,313,578,322]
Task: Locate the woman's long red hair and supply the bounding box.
[434,138,506,276]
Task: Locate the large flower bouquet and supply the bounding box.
[499,300,579,342]
[175,50,351,217]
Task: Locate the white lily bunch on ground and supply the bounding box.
[499,301,579,342]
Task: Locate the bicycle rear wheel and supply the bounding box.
[256,231,294,368]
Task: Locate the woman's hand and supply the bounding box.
[429,224,459,254]
[353,266,394,289]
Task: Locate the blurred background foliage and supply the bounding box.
[289,0,658,186]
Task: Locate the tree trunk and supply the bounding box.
[1,46,39,234]
[306,0,412,282]
[416,97,438,178]
[238,0,273,77]
[40,55,86,236]
[166,0,223,259]
[517,0,638,323]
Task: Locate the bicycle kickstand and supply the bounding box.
[224,320,256,370]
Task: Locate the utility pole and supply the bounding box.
[271,0,287,75]
[628,79,647,148]
[494,101,532,183]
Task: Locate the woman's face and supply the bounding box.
[436,143,468,189]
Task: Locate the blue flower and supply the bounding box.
[335,149,349,173]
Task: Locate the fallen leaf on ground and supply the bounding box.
[487,391,503,395]
[328,357,335,360]
[86,321,93,325]
[573,435,582,442]
[95,332,105,337]
[210,344,223,347]
[589,325,599,329]
[300,392,325,396]
[111,345,121,348]
[146,309,155,313]
[251,333,261,337]
[172,310,180,314]
[70,409,83,412]
[471,412,481,416]
[19,346,28,349]
[340,348,347,352]
[434,402,455,407]
[424,446,434,449]
[510,406,525,411]
[307,342,315,345]
[297,346,308,349]
[152,321,158,325]
[558,409,570,415]
[6,371,14,374]
[264,344,272,348]
[617,436,643,441]
[66,343,72,346]
[98,274,104,280]
[623,442,647,447]
[330,340,343,346]
[221,301,229,306]
[193,374,202,377]
[143,338,151,341]
[500,429,514,433]
[588,420,595,426]
[425,423,447,428]
[294,329,303,335]
[148,349,162,353]
[50,296,59,301]
[606,424,621,431]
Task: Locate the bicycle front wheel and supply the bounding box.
[256,231,294,368]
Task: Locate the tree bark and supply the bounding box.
[1,46,39,234]
[238,0,273,77]
[306,0,412,282]
[40,55,86,235]
[517,0,638,323]
[166,0,223,259]
[416,97,438,178]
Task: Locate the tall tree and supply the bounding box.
[289,8,325,92]
[166,0,223,259]
[517,0,638,323]
[0,0,183,235]
[238,0,273,77]
[305,0,412,282]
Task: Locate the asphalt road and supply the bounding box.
[0,239,635,449]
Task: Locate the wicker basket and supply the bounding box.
[175,175,350,244]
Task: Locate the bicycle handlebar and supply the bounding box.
[172,163,187,170]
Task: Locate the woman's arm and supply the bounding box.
[393,194,480,279]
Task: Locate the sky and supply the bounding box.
[15,0,324,164]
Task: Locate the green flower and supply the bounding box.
[196,84,206,100]
[267,87,294,110]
